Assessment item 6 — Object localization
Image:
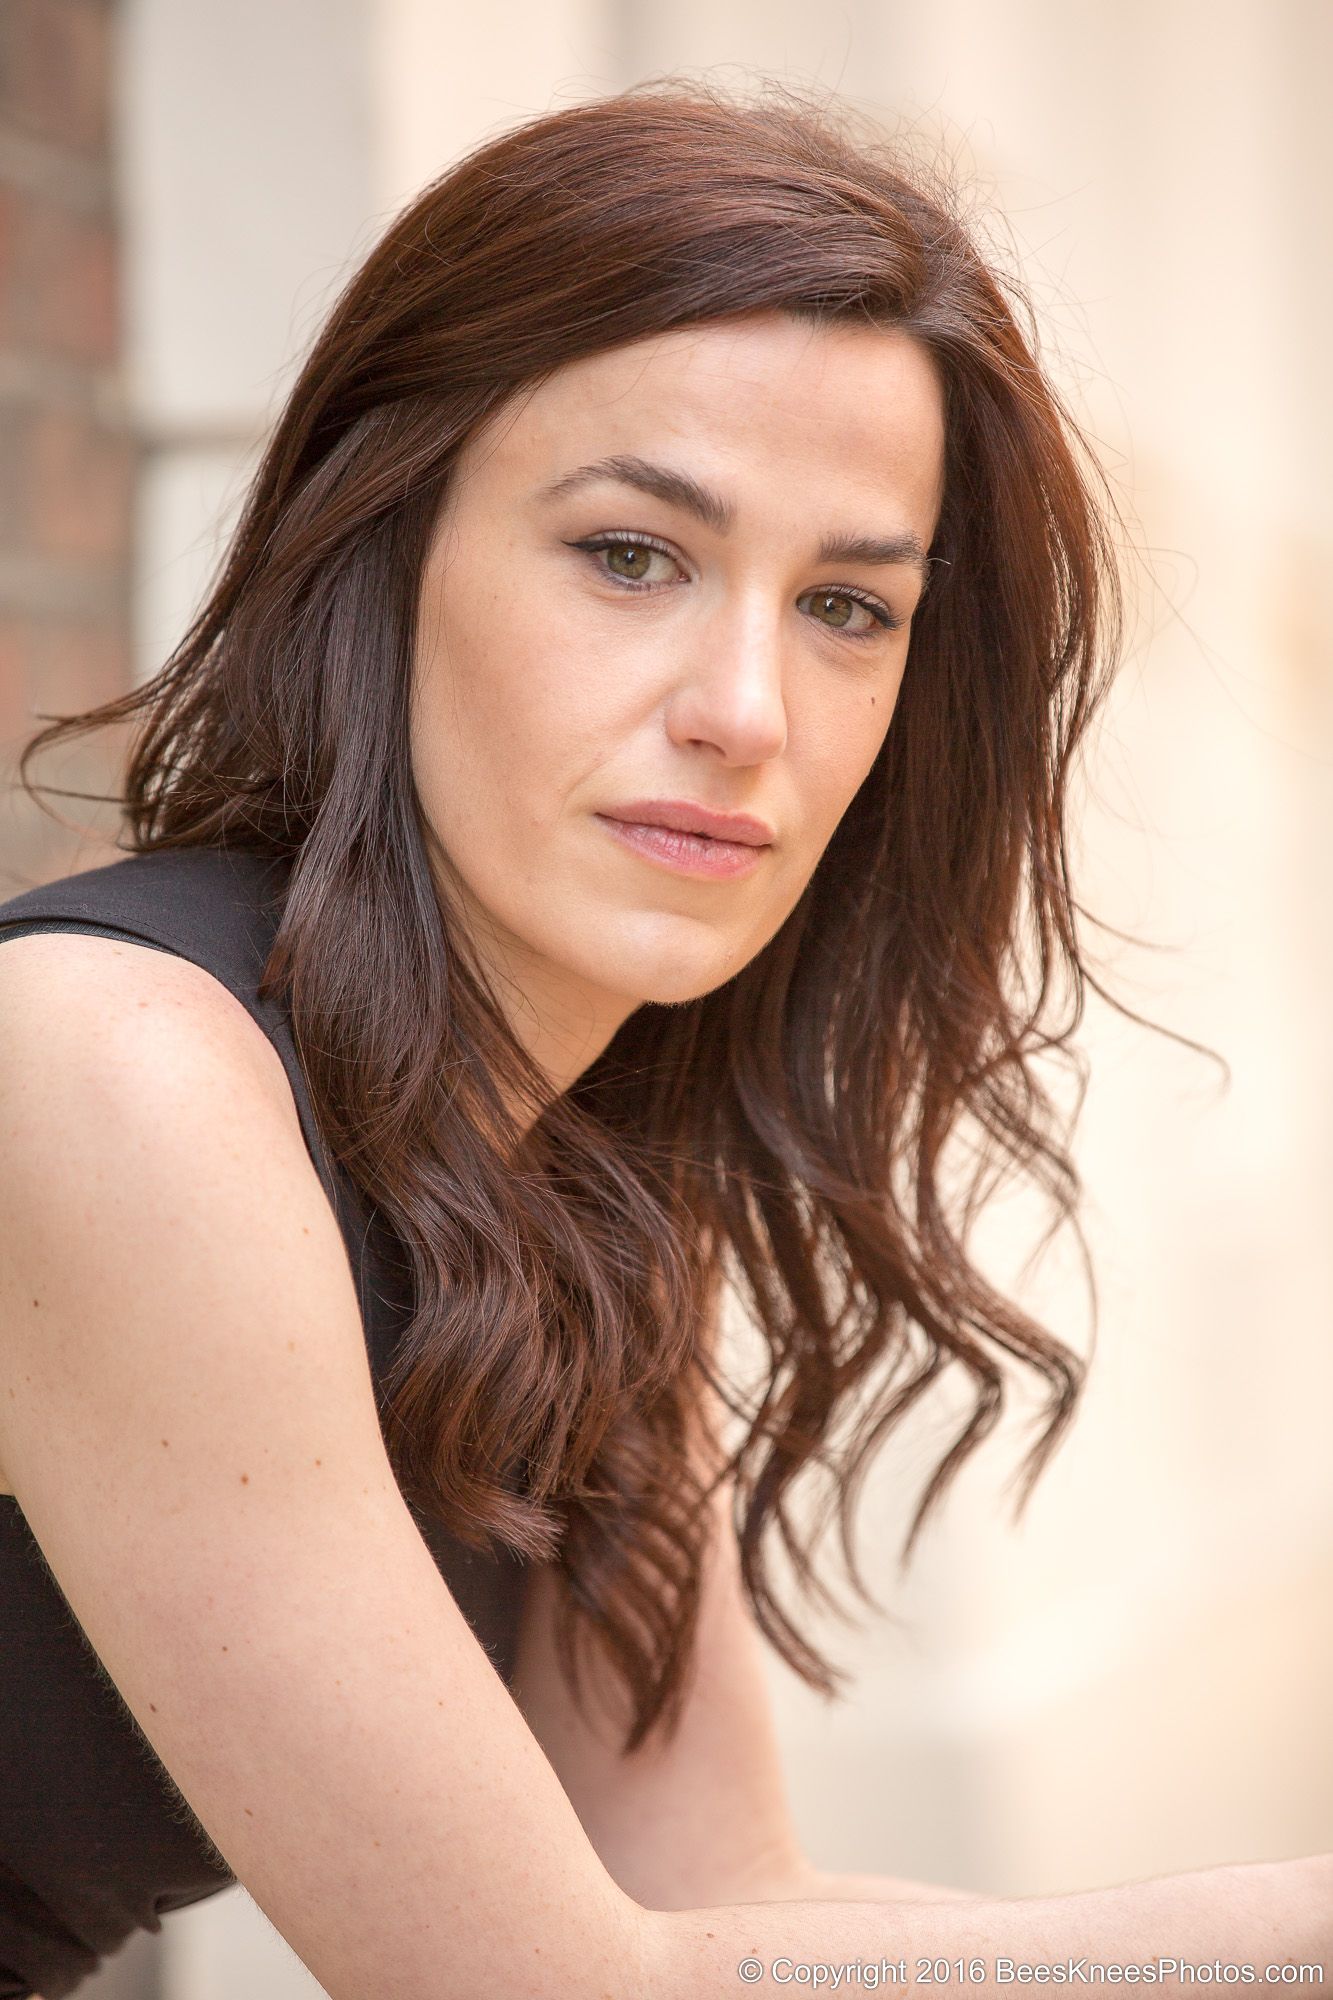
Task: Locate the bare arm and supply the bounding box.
[511,1341,979,1911]
[643,1855,1332,1992]
[513,1543,980,1913]
[0,937,648,2000]
[1,935,1325,2000]
[507,1243,1330,1985]
[501,1205,1331,1986]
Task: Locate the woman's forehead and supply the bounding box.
[457,315,947,523]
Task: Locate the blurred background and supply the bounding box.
[1,0,1330,1994]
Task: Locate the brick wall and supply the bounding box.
[0,0,135,895]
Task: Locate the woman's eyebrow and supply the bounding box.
[537,452,929,576]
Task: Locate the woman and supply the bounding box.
[0,77,1328,2000]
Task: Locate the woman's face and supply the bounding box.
[411,309,946,1094]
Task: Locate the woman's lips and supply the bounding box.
[594,814,768,879]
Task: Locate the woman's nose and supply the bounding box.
[662,597,789,765]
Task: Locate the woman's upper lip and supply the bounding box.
[598,799,776,846]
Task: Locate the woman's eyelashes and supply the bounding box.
[564,532,905,640]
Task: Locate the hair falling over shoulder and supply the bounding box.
[15,76,1217,1752]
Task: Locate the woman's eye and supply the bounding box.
[798,588,899,639]
[565,535,903,641]
[570,534,680,588]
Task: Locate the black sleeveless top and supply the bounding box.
[0,845,530,1999]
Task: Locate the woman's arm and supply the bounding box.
[641,1854,1332,1993]
[2,938,1325,2000]
[0,938,650,2000]
[511,1459,979,1911]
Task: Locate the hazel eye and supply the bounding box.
[569,534,679,590]
[799,588,893,637]
[564,533,904,642]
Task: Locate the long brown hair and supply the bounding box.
[15,76,1204,1751]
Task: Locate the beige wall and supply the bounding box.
[113,2,1332,1991]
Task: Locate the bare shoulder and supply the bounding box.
[0,926,304,1141]
[0,928,646,2000]
[0,925,336,1498]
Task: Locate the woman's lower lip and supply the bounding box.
[595,815,768,878]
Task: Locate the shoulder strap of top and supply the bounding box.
[0,847,348,1231]
[0,919,175,954]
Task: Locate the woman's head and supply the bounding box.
[21,78,1143,1749]
[412,311,946,1096]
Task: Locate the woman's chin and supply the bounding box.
[602,956,747,1010]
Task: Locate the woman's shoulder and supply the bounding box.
[0,923,305,1145]
[0,843,291,966]
[0,844,310,1168]
[0,929,338,1496]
